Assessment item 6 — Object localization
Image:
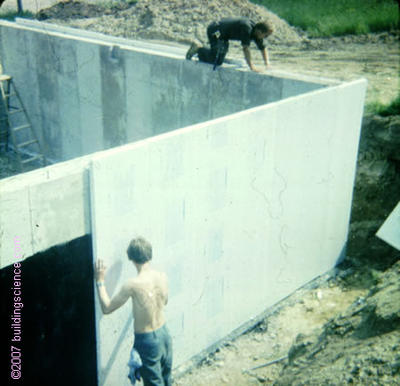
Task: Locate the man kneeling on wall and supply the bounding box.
[186,17,273,71]
[95,237,172,386]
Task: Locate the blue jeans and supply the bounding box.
[197,21,229,66]
[133,325,173,386]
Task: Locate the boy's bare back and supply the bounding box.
[94,236,173,385]
[127,268,168,333]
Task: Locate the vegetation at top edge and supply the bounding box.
[0,10,34,20]
[251,0,399,37]
[366,94,400,116]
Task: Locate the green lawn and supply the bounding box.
[251,0,399,37]
[0,10,34,20]
[366,94,400,116]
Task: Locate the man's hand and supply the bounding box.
[95,259,107,282]
[94,259,130,314]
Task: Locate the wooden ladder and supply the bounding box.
[0,74,46,171]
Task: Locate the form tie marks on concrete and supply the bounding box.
[0,19,367,386]
[376,201,400,251]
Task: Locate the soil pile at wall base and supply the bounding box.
[276,261,400,385]
[347,114,400,269]
[273,112,400,385]
[36,0,303,45]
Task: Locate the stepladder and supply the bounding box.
[0,74,47,171]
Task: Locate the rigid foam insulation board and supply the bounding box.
[376,201,400,250]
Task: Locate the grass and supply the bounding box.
[0,11,34,21]
[251,0,399,37]
[366,94,400,116]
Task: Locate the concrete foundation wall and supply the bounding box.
[0,155,92,267]
[0,235,97,386]
[0,20,367,386]
[0,79,366,385]
[0,20,329,162]
[90,79,366,384]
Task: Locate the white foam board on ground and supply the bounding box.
[376,201,400,250]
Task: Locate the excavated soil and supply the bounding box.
[35,0,302,45]
[176,263,400,385]
[276,262,400,386]
[1,1,399,384]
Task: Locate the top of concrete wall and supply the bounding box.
[8,18,340,87]
[0,18,343,165]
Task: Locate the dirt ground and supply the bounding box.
[1,1,399,384]
[174,275,370,385]
[266,33,399,106]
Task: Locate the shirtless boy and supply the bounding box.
[94,237,172,386]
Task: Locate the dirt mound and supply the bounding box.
[275,261,400,385]
[37,0,135,19]
[347,114,400,270]
[36,0,303,45]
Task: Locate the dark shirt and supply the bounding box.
[215,17,265,50]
